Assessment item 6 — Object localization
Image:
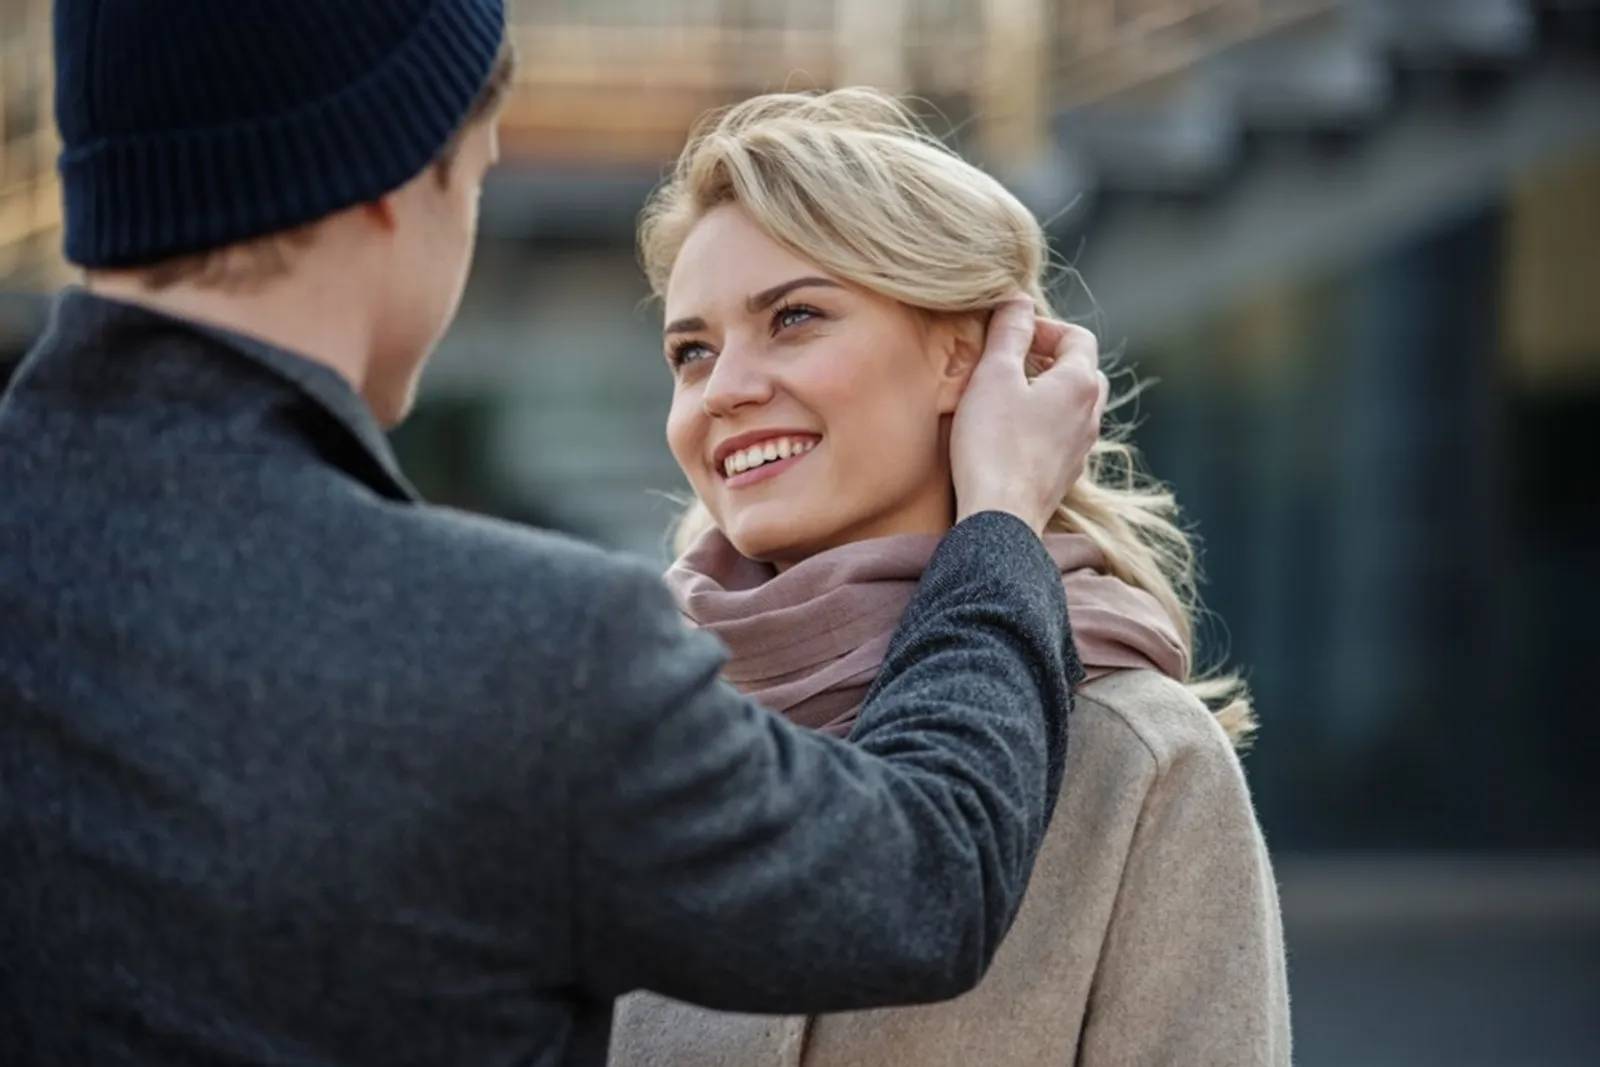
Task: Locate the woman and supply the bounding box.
[610,88,1290,1067]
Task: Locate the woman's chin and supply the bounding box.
[727,533,810,568]
[722,514,828,569]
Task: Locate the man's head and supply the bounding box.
[53,0,515,425]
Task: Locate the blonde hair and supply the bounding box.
[638,88,1254,746]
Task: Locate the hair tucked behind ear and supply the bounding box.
[639,87,1254,747]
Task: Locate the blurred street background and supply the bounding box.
[4,1,1598,1062]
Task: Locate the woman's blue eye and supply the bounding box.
[670,342,711,368]
[774,302,825,331]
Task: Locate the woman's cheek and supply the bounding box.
[665,401,701,476]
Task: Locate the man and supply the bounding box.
[0,2,1109,1065]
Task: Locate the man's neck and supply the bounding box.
[86,273,375,395]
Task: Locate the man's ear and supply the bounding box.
[931,314,985,415]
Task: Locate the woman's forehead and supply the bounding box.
[666,207,824,310]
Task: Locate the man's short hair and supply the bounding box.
[433,38,518,184]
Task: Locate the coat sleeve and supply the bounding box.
[1076,716,1292,1067]
[564,512,1080,1014]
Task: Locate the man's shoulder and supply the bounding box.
[390,501,616,573]
[381,503,729,740]
[381,501,664,603]
[271,497,707,730]
[374,502,700,659]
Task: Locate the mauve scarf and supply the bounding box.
[665,528,1191,737]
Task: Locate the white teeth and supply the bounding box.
[722,436,818,477]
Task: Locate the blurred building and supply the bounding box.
[4,3,1600,1063]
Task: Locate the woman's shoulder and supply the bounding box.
[1072,669,1241,778]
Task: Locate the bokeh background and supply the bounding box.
[4,1,1598,1063]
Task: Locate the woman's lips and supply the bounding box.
[717,434,820,482]
[724,450,808,489]
[720,438,820,489]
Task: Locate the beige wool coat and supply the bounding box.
[608,669,1292,1067]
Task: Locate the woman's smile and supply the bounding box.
[717,434,821,487]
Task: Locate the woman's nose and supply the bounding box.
[700,345,774,417]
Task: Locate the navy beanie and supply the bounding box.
[52,0,507,269]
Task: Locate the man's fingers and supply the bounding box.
[1033,323,1101,401]
[1029,318,1072,362]
[1027,319,1097,370]
[979,300,1037,375]
[982,308,1100,406]
[1049,322,1099,373]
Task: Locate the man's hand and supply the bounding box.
[951,300,1109,534]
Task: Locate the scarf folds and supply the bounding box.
[665,528,1190,737]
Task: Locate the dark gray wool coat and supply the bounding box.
[0,290,1082,1067]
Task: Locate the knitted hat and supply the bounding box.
[52,0,506,269]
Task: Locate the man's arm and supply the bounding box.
[567,512,1079,1014]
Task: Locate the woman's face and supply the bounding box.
[663,204,975,567]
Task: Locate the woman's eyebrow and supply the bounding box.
[664,276,842,337]
[745,276,842,313]
[664,315,706,337]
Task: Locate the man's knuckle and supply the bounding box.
[1057,323,1095,348]
[1065,369,1099,399]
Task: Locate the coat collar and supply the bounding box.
[13,287,420,503]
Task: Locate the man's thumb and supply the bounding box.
[979,300,1036,376]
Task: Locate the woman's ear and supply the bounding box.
[931,315,985,415]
